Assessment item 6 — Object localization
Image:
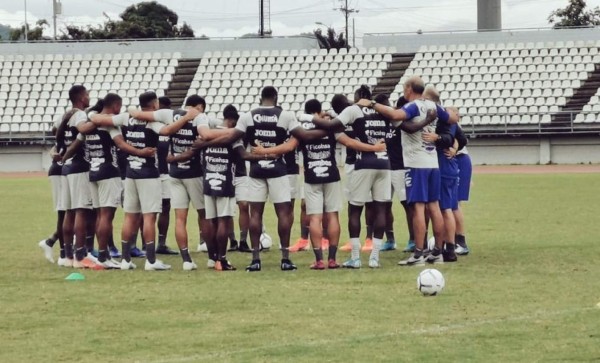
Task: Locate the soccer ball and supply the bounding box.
[260,232,273,250]
[417,269,445,296]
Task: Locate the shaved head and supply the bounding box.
[423,85,441,105]
[403,76,425,101]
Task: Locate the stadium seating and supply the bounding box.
[1,38,600,135]
[188,47,396,118]
[391,40,600,126]
[578,87,600,123]
[0,52,181,134]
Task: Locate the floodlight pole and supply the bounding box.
[24,0,28,42]
[336,0,358,50]
[52,0,59,40]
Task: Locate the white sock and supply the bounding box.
[350,238,361,260]
[371,238,383,261]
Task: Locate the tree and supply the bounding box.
[548,0,600,28]
[9,19,50,41]
[60,1,195,40]
[313,28,347,50]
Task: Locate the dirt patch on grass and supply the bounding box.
[0,171,47,179]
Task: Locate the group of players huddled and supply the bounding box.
[38,75,473,272]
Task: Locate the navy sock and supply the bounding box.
[146,241,156,264]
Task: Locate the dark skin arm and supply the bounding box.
[194,128,244,148]
[289,126,329,141]
[336,134,387,152]
[113,135,156,158]
[235,144,277,161]
[167,149,197,163]
[76,120,97,135]
[89,113,119,127]
[61,138,83,163]
[455,125,468,150]
[158,109,200,136]
[312,116,346,133]
[252,137,299,156]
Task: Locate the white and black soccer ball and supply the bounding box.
[260,232,273,250]
[417,268,445,296]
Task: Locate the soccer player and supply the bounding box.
[78,93,155,268]
[90,91,199,271]
[38,110,77,265]
[422,86,466,263]
[304,86,392,269]
[222,105,251,253]
[356,76,451,266]
[155,96,178,255]
[193,104,282,260]
[254,98,387,269]
[455,129,472,255]
[56,85,99,269]
[384,96,416,252]
[197,116,241,271]
[198,86,328,271]
[120,95,206,270]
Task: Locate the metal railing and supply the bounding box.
[1,111,599,144]
[461,111,600,137]
[364,25,600,37]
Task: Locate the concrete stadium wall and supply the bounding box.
[364,27,600,53]
[2,137,599,173]
[0,145,52,172]
[0,36,319,58]
[466,136,600,165]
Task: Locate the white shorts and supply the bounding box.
[391,169,408,202]
[90,177,123,208]
[304,181,342,215]
[49,175,66,211]
[343,164,373,204]
[288,174,301,200]
[160,174,171,200]
[347,169,391,206]
[170,177,205,210]
[66,172,93,210]
[234,176,250,202]
[204,196,236,219]
[247,176,291,204]
[123,178,161,214]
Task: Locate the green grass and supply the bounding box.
[1,173,600,362]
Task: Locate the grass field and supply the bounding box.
[1,172,600,362]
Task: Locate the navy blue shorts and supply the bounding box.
[457,154,472,201]
[405,168,440,204]
[440,177,459,211]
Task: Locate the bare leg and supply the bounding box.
[249,202,265,261]
[274,202,293,259]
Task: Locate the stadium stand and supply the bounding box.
[185,47,395,119]
[392,40,600,129]
[2,39,600,137]
[0,52,181,134]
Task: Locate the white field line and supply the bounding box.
[145,306,596,363]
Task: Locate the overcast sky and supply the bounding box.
[0,0,598,40]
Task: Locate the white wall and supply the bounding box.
[0,36,319,58]
[1,137,599,173]
[466,136,600,165]
[363,27,600,53]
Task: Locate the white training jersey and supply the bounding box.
[400,99,439,169]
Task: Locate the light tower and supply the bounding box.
[477,0,501,31]
[259,0,271,37]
